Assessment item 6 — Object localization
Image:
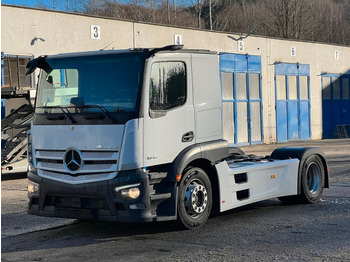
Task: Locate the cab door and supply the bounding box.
[143,55,195,168]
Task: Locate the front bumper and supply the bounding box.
[28,169,176,223]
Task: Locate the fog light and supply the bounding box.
[28,180,39,196]
[115,183,141,200]
[121,187,140,199]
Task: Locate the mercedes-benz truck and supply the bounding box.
[26,45,329,229]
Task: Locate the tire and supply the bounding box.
[177,167,212,229]
[299,155,325,203]
[279,154,325,204]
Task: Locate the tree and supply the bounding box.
[43,0,349,45]
[190,0,204,28]
[36,0,82,11]
[257,0,316,40]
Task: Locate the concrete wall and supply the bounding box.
[2,5,350,143]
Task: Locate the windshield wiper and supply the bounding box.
[38,106,77,124]
[77,105,117,123]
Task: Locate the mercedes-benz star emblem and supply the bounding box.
[64,148,83,173]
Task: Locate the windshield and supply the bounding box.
[35,52,146,124]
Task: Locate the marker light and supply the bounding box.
[176,174,182,181]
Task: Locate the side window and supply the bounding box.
[149,62,186,112]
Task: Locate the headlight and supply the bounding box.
[28,180,39,196]
[115,183,141,200]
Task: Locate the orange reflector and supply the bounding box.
[176,174,182,181]
[271,174,276,179]
[222,200,226,204]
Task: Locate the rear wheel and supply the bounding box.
[300,155,325,203]
[279,154,325,204]
[177,167,212,229]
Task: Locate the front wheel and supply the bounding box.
[177,167,212,229]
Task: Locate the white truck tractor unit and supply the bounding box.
[26,45,329,229]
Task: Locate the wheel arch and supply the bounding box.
[270,147,330,194]
[168,140,229,182]
[168,140,229,214]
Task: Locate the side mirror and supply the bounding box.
[25,56,52,75]
[47,75,53,84]
[70,97,84,106]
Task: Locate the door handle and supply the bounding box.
[182,131,194,142]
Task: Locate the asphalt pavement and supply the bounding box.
[1,138,349,261]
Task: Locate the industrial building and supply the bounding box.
[1,4,350,146]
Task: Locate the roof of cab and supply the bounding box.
[44,45,216,59]
[26,45,217,75]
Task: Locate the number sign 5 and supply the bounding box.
[238,40,244,52]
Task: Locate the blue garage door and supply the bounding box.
[220,53,263,145]
[275,63,311,143]
[322,74,350,138]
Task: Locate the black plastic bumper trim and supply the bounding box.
[27,169,171,223]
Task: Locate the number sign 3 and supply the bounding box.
[91,25,101,39]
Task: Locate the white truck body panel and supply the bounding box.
[216,159,299,212]
[31,124,124,151]
[191,54,223,143]
[118,118,144,171]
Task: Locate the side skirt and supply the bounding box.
[216,159,299,212]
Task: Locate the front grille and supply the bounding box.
[35,149,119,175]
